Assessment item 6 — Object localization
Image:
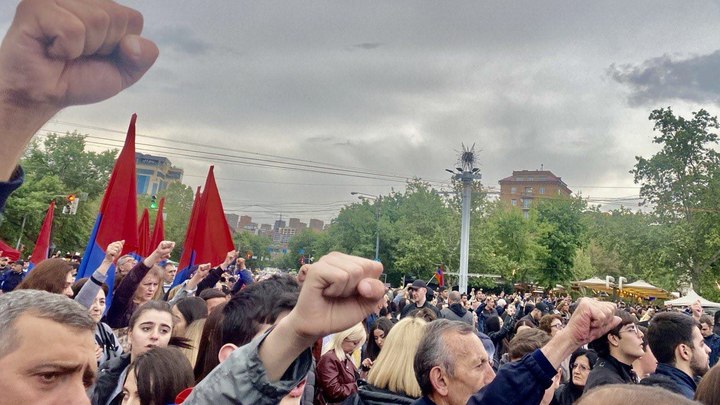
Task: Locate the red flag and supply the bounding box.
[193,166,234,267]
[29,200,55,268]
[150,197,165,250]
[77,114,139,306]
[177,187,202,275]
[138,208,151,258]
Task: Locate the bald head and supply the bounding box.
[448,291,462,304]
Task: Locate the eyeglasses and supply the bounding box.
[551,323,564,330]
[571,363,590,372]
[619,325,641,336]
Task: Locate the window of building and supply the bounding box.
[524,187,533,194]
[522,199,531,208]
[511,199,517,206]
[539,187,545,195]
[511,187,517,194]
[523,211,529,219]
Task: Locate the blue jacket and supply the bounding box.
[704,333,720,367]
[0,166,23,213]
[640,363,696,400]
[0,270,24,293]
[412,349,556,405]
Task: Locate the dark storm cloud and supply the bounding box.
[610,50,720,106]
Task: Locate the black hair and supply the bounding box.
[221,274,299,346]
[365,318,394,362]
[648,311,698,364]
[485,316,501,333]
[588,309,636,357]
[173,297,208,326]
[130,347,194,405]
[198,288,226,301]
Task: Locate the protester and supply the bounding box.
[121,347,194,405]
[521,301,549,328]
[198,287,228,314]
[171,297,208,337]
[344,317,427,404]
[362,318,394,372]
[441,291,474,325]
[507,328,551,362]
[695,363,720,404]
[699,314,720,368]
[412,297,621,405]
[485,315,515,366]
[640,312,711,399]
[105,241,174,329]
[92,301,174,405]
[72,278,123,365]
[539,314,565,337]
[162,263,178,294]
[230,256,255,294]
[0,290,96,404]
[192,301,226,384]
[584,310,644,391]
[316,323,367,404]
[476,296,499,334]
[14,258,74,297]
[553,349,598,405]
[0,260,25,293]
[400,280,440,319]
[633,326,658,380]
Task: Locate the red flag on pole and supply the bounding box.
[138,208,151,258]
[150,197,165,250]
[175,187,202,286]
[29,200,55,269]
[193,166,234,266]
[77,114,139,306]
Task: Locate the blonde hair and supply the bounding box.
[179,318,205,368]
[324,323,366,362]
[133,265,165,302]
[367,317,426,398]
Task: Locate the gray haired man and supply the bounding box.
[0,290,96,404]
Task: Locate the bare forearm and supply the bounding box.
[0,104,55,180]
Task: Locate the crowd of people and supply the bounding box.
[2,1,720,404]
[3,239,720,405]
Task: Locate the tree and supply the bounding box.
[632,107,720,288]
[137,182,195,261]
[0,132,116,255]
[234,230,273,268]
[534,196,587,287]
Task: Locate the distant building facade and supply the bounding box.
[225,213,239,233]
[498,170,572,217]
[135,153,184,196]
[309,219,324,232]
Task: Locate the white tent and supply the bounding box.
[664,289,720,308]
[622,280,671,299]
[572,277,615,293]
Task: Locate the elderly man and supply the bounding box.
[401,280,440,319]
[115,255,137,277]
[640,312,711,399]
[0,290,96,404]
[412,298,620,405]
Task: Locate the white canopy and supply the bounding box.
[572,277,615,292]
[664,289,720,308]
[622,280,671,299]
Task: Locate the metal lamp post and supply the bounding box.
[351,192,381,261]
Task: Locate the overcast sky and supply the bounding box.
[4,1,720,226]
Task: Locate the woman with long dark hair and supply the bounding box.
[552,349,598,405]
[361,318,393,372]
[121,347,194,405]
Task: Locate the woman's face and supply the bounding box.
[121,368,140,405]
[571,355,591,387]
[171,305,187,337]
[128,309,173,359]
[89,289,106,323]
[373,328,386,349]
[341,337,361,355]
[63,271,74,298]
[134,274,159,303]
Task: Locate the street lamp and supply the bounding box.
[351,192,381,261]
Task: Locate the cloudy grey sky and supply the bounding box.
[4,1,720,226]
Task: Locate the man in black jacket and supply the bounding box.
[400,280,440,319]
[640,312,711,399]
[584,309,645,392]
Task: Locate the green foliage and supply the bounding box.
[0,132,116,255]
[138,182,195,261]
[234,230,273,268]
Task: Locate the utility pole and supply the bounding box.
[446,144,481,294]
